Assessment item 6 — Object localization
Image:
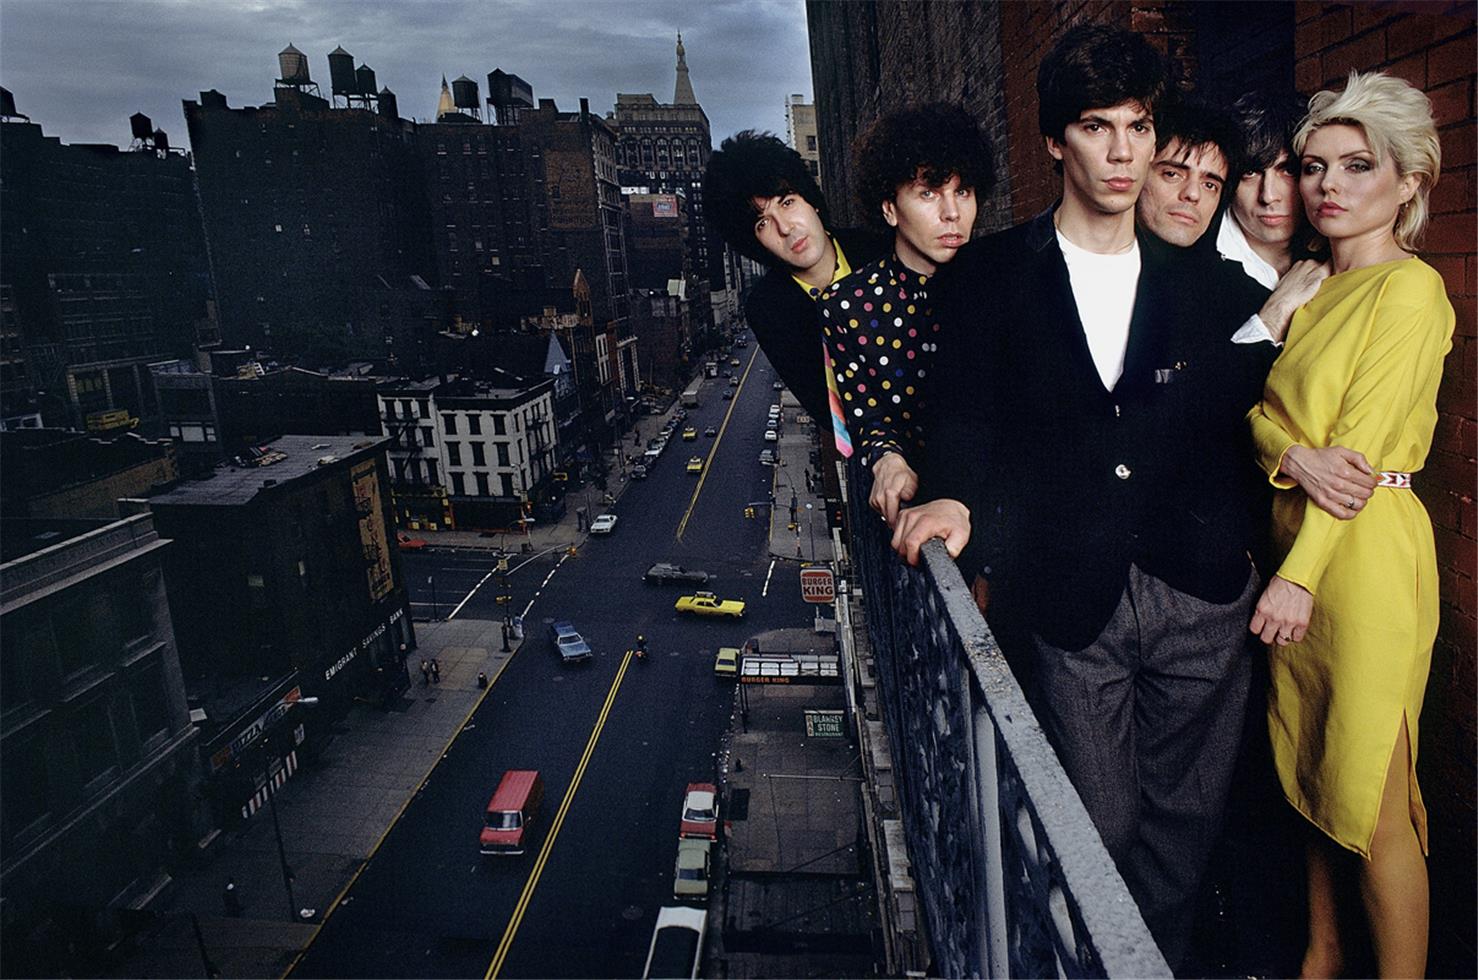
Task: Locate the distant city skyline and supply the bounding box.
[0,0,814,148]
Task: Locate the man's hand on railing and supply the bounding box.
[891,498,971,566]
[870,451,919,527]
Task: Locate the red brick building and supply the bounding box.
[809,1,1474,972]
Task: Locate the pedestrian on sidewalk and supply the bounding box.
[223,879,242,917]
[420,659,430,685]
[430,659,441,683]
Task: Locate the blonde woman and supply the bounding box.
[1247,71,1453,978]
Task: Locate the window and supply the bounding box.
[471,442,486,466]
[446,442,462,466]
[475,473,489,496]
[806,134,817,152]
[441,413,457,434]
[493,415,507,435]
[115,578,153,642]
[500,474,514,496]
[421,426,434,447]
[74,699,118,789]
[131,659,170,742]
[53,596,94,677]
[496,443,510,466]
[426,460,439,484]
[450,472,466,495]
[467,414,482,435]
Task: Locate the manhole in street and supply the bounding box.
[621,905,644,921]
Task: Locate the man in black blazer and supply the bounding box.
[892,26,1319,970]
[704,131,888,425]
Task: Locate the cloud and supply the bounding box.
[0,0,813,148]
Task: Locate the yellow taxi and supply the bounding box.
[675,592,746,618]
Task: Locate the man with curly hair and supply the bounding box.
[817,103,993,525]
[703,131,887,427]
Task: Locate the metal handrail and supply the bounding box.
[847,478,1169,978]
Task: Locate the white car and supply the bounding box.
[763,430,778,442]
[590,514,618,535]
[673,838,712,902]
[642,905,707,979]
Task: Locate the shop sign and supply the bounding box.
[804,709,845,738]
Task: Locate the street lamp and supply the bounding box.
[261,697,319,922]
[805,503,816,562]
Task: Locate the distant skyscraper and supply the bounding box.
[785,94,822,190]
[612,36,722,297]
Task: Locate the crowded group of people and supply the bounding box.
[704,23,1453,978]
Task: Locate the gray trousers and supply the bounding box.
[1026,563,1257,972]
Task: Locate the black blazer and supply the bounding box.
[744,228,890,424]
[921,209,1275,650]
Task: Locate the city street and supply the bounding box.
[289,350,824,978]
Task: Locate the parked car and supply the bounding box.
[772,380,784,390]
[722,389,734,401]
[679,782,720,839]
[675,592,745,618]
[641,906,706,980]
[686,456,704,474]
[590,513,618,535]
[397,532,427,551]
[714,646,740,679]
[632,464,649,479]
[763,430,778,442]
[644,563,710,586]
[547,621,593,663]
[759,449,776,466]
[728,377,739,387]
[479,770,544,856]
[673,838,712,902]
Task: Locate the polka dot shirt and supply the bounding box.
[817,254,941,467]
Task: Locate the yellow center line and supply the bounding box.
[675,349,760,541]
[485,649,633,979]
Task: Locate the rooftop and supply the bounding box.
[148,434,387,508]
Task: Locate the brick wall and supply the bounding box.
[1290,3,1477,972]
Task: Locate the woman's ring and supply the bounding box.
[1346,499,1356,509]
[1278,633,1291,643]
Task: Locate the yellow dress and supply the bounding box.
[1248,257,1454,858]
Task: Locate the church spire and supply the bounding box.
[436,75,457,120]
[673,33,697,105]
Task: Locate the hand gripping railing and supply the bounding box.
[847,486,1170,978]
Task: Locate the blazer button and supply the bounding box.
[1115,464,1132,480]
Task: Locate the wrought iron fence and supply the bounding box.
[846,478,1170,978]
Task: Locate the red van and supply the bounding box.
[479,770,544,856]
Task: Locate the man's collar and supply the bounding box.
[1215,216,1280,289]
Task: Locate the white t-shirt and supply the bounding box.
[1057,231,1141,390]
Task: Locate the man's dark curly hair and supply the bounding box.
[1037,24,1167,140]
[1230,89,1309,174]
[852,102,994,227]
[1153,96,1239,182]
[703,130,829,267]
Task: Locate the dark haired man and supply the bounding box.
[703,131,886,427]
[1135,98,1237,249]
[894,24,1319,968]
[818,102,993,524]
[1221,89,1316,288]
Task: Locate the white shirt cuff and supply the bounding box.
[1231,314,1280,346]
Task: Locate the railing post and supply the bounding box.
[972,703,1010,978]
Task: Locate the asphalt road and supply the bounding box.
[289,350,822,978]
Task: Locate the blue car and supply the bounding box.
[548,621,593,664]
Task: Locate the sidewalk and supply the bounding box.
[765,394,834,565]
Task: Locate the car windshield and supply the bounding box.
[683,805,715,821]
[676,866,705,881]
[559,635,584,649]
[486,810,522,830]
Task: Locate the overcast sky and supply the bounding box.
[0,0,814,149]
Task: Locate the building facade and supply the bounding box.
[0,513,202,976]
[0,101,215,431]
[182,49,435,367]
[785,94,822,189]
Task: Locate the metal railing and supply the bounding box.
[846,478,1170,978]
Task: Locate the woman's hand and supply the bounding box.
[1281,444,1377,519]
[1250,575,1314,646]
[891,499,971,567]
[870,452,919,527]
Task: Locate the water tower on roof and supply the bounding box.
[327,45,378,109]
[486,69,533,125]
[275,43,322,97]
[452,75,481,120]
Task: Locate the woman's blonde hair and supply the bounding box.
[1293,70,1441,250]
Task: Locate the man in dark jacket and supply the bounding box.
[704,131,887,426]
